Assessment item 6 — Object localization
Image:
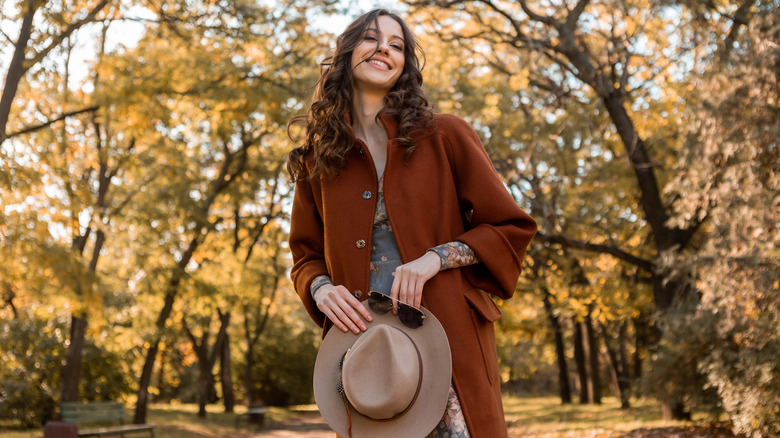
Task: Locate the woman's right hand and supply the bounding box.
[314,284,373,333]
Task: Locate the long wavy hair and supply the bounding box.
[286,9,434,181]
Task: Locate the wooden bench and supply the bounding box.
[60,402,154,438]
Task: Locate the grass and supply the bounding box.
[1,397,729,437]
[504,396,723,437]
[0,403,306,438]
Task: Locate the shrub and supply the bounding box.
[0,309,132,428]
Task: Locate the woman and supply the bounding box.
[287,9,536,437]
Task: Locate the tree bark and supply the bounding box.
[60,314,87,402]
[600,322,631,409]
[542,290,571,404]
[0,0,38,143]
[180,308,231,418]
[221,330,235,413]
[241,243,283,404]
[135,270,187,424]
[135,343,159,423]
[154,344,168,403]
[573,319,589,404]
[584,312,601,404]
[633,316,646,382]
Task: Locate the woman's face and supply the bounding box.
[350,15,406,95]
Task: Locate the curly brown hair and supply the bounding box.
[286,9,434,181]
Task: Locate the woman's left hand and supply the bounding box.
[389,251,441,310]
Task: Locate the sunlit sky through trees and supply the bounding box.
[1,0,395,93]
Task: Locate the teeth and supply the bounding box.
[368,59,390,69]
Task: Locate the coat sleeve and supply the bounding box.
[289,177,328,327]
[441,115,537,300]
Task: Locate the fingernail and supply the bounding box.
[360,324,367,331]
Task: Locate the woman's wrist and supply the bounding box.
[427,241,480,271]
[310,275,334,300]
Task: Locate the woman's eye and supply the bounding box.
[364,35,377,41]
[392,44,403,51]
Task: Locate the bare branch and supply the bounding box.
[0,26,14,45]
[477,0,530,43]
[535,231,655,273]
[518,0,556,25]
[720,0,756,61]
[565,0,590,31]
[5,105,100,139]
[26,0,110,68]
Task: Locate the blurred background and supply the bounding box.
[1,0,777,437]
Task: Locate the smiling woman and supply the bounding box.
[350,16,406,97]
[285,8,537,438]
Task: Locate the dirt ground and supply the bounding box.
[244,411,740,438]
[252,410,332,437]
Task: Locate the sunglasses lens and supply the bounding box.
[368,292,392,315]
[368,291,425,328]
[397,303,424,329]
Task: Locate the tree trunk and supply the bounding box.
[584,312,601,404]
[633,316,646,382]
[61,314,88,402]
[154,343,167,403]
[135,285,179,424]
[573,319,589,404]
[181,315,212,418]
[182,308,230,418]
[244,340,258,403]
[662,399,692,421]
[135,342,159,423]
[134,136,249,424]
[197,362,210,418]
[600,322,631,409]
[542,290,571,404]
[221,331,235,413]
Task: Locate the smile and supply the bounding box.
[367,59,391,70]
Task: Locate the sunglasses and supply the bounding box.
[368,291,426,329]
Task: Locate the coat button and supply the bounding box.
[362,191,372,199]
[356,239,366,249]
[353,290,363,299]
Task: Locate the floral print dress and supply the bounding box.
[368,177,471,438]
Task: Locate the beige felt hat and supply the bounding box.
[313,303,452,438]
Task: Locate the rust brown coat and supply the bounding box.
[289,113,537,437]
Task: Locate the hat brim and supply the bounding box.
[313,303,452,438]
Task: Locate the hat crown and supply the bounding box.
[342,325,421,420]
[313,303,452,437]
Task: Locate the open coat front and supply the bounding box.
[289,113,537,437]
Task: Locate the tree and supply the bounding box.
[410,0,777,429]
[0,0,110,143]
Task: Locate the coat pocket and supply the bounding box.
[464,287,501,385]
[464,287,502,322]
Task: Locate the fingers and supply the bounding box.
[314,285,372,333]
[390,251,441,310]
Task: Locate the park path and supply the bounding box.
[250,410,333,438]
[239,411,738,438]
